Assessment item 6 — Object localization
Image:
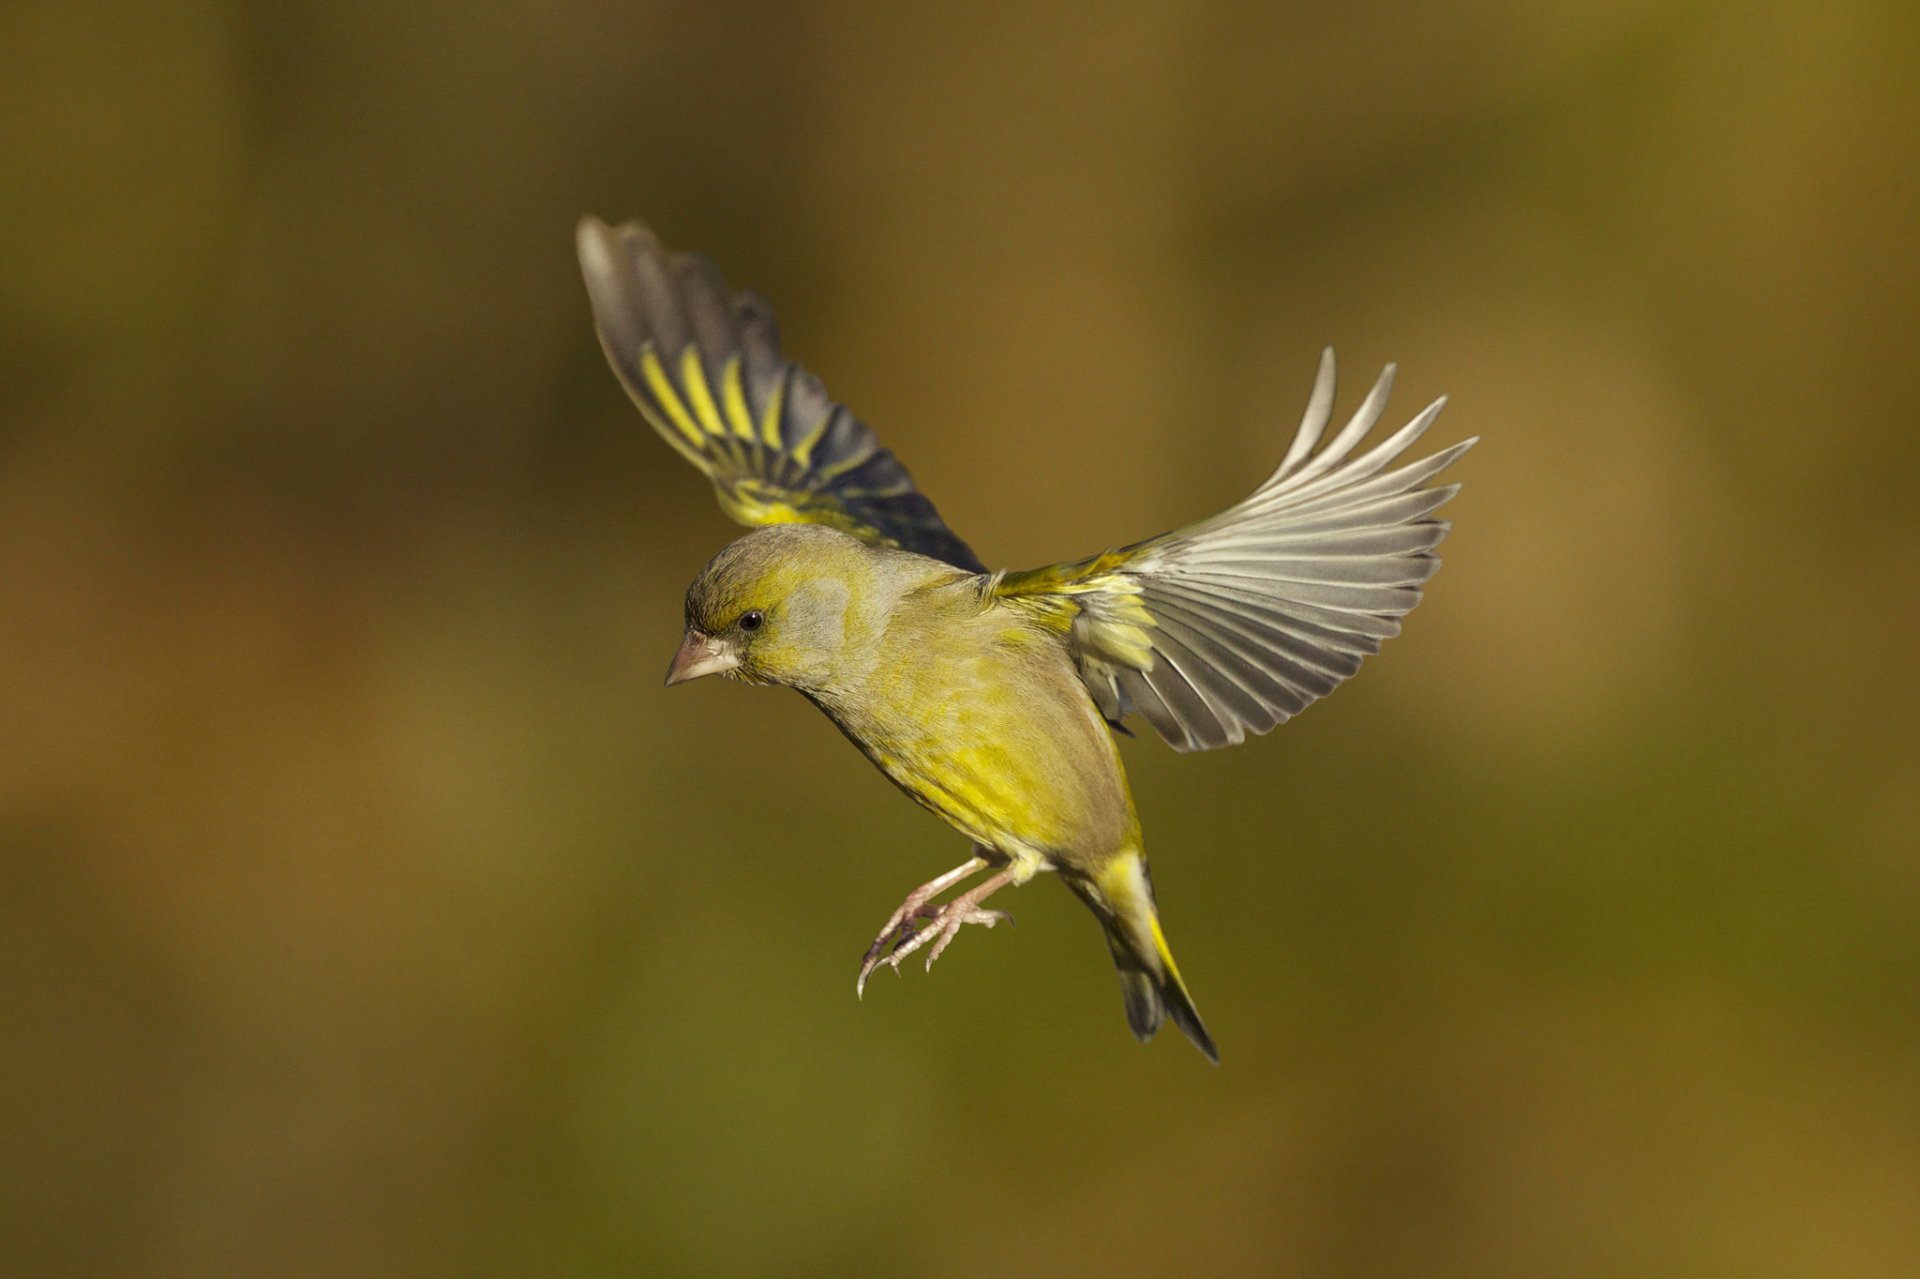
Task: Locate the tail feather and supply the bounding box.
[1161,972,1219,1065]
[1107,933,1165,1041]
[1078,854,1219,1064]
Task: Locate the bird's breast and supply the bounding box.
[816,614,1137,863]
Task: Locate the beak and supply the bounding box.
[664,628,739,686]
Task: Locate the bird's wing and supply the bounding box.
[992,350,1474,751]
[577,217,985,571]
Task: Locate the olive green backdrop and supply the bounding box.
[4,2,1916,1275]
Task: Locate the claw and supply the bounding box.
[856,919,925,997]
[857,856,995,998]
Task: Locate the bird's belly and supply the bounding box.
[864,738,1064,856]
[824,674,1134,864]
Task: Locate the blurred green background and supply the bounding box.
[4,1,1917,1275]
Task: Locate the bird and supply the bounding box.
[576,216,1475,1063]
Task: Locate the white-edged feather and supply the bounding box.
[1003,350,1476,752]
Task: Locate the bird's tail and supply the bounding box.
[1072,850,1218,1064]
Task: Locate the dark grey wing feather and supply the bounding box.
[577,217,984,571]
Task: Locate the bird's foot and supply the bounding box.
[856,897,1010,996]
[856,861,1022,998]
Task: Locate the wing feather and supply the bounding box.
[994,350,1474,750]
[577,217,984,570]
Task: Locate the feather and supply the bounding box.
[993,351,1473,751]
[578,217,985,571]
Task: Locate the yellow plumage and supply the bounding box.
[580,216,1474,1062]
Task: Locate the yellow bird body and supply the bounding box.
[578,216,1474,1062]
[819,565,1140,875]
[830,563,1216,1046]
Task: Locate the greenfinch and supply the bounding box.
[578,217,1473,1063]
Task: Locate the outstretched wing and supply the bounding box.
[993,350,1475,752]
[577,217,984,571]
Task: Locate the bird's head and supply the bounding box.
[667,525,885,692]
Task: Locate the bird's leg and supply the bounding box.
[857,852,1006,997]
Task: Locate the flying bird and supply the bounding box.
[577,217,1474,1062]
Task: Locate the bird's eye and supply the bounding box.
[738,609,765,632]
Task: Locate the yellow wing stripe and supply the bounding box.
[788,412,831,469]
[679,346,728,439]
[640,347,706,449]
[721,358,757,441]
[812,437,880,482]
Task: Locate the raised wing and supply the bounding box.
[993,350,1474,751]
[577,217,984,571]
